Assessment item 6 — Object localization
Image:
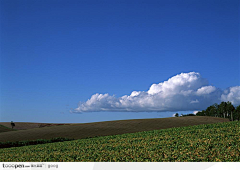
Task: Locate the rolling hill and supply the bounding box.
[1,121,239,162]
[0,122,70,130]
[0,125,15,133]
[0,116,229,142]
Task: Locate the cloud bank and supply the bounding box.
[74,72,240,112]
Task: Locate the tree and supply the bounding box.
[226,101,235,121]
[218,102,227,118]
[195,101,239,120]
[11,121,15,129]
[213,103,219,117]
[175,113,179,117]
[205,104,217,117]
[196,110,205,116]
[234,105,240,121]
[184,113,195,116]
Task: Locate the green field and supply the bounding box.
[1,121,239,162]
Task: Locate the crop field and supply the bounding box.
[0,116,229,142]
[1,121,239,162]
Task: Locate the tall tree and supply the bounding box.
[226,101,235,121]
[11,121,15,129]
[218,102,227,118]
[206,104,218,117]
[234,105,240,121]
[213,103,219,117]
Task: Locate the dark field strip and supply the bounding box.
[1,121,239,162]
[0,122,70,130]
[0,137,74,149]
[0,116,229,142]
[0,125,15,133]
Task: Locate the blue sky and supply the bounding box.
[0,0,239,123]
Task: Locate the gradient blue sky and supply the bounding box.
[1,0,239,123]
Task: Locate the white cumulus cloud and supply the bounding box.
[221,86,240,105]
[196,86,217,95]
[73,72,240,112]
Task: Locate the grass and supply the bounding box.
[0,116,229,142]
[1,121,239,162]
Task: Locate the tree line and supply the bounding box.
[196,101,240,121]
